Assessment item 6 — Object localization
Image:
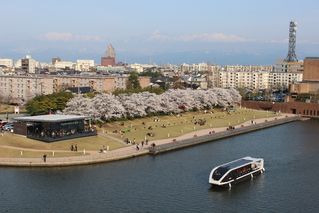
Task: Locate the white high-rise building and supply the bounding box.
[218,70,270,90]
[0,59,13,68]
[211,68,303,90]
[54,61,75,70]
[21,55,38,74]
[76,60,95,71]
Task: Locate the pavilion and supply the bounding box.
[14,114,97,142]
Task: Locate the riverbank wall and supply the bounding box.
[149,116,301,155]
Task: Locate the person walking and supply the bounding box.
[43,154,47,163]
[74,144,78,152]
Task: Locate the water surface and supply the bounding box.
[0,120,318,212]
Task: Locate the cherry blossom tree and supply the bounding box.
[63,88,241,121]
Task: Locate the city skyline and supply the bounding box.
[1,0,319,64]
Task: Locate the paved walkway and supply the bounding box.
[99,132,128,145]
[0,145,96,154]
[0,113,298,167]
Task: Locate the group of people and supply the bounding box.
[99,145,109,153]
[124,137,149,145]
[227,125,236,130]
[135,140,149,151]
[70,144,78,152]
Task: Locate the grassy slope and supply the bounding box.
[103,108,275,142]
[0,108,274,158]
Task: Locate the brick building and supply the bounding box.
[290,57,319,94]
[241,100,319,118]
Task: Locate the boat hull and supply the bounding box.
[210,168,264,188]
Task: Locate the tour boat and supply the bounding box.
[209,156,264,188]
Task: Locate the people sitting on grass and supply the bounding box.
[147,132,155,137]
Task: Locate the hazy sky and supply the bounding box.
[1,0,319,64]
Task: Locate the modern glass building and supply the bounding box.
[14,115,97,142]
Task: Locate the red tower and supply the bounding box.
[101,56,115,66]
[101,44,116,66]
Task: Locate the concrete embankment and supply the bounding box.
[149,116,301,155]
[0,149,149,167]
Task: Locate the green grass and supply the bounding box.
[102,108,276,142]
[0,104,26,113]
[0,108,275,158]
[0,134,125,154]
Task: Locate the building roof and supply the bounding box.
[14,114,89,123]
[305,57,319,60]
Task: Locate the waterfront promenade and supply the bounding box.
[0,114,299,167]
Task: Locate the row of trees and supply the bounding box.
[63,88,241,121]
[26,92,74,115]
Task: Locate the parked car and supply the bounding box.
[3,123,13,131]
[0,121,8,129]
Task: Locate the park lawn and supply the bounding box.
[0,147,84,158]
[0,104,26,113]
[0,104,13,113]
[102,108,277,142]
[48,135,125,151]
[0,134,125,153]
[0,108,275,158]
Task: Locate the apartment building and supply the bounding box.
[223,65,273,72]
[0,75,150,104]
[213,69,302,90]
[0,75,53,103]
[52,75,129,92]
[274,60,304,73]
[218,71,270,90]
[269,72,303,89]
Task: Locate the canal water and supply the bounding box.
[0,120,319,212]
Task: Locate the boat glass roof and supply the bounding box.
[220,159,253,170]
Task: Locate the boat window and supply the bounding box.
[222,171,236,182]
[235,165,252,177]
[212,167,228,180]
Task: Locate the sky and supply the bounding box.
[1,0,319,65]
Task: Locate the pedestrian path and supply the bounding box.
[99,132,128,145]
